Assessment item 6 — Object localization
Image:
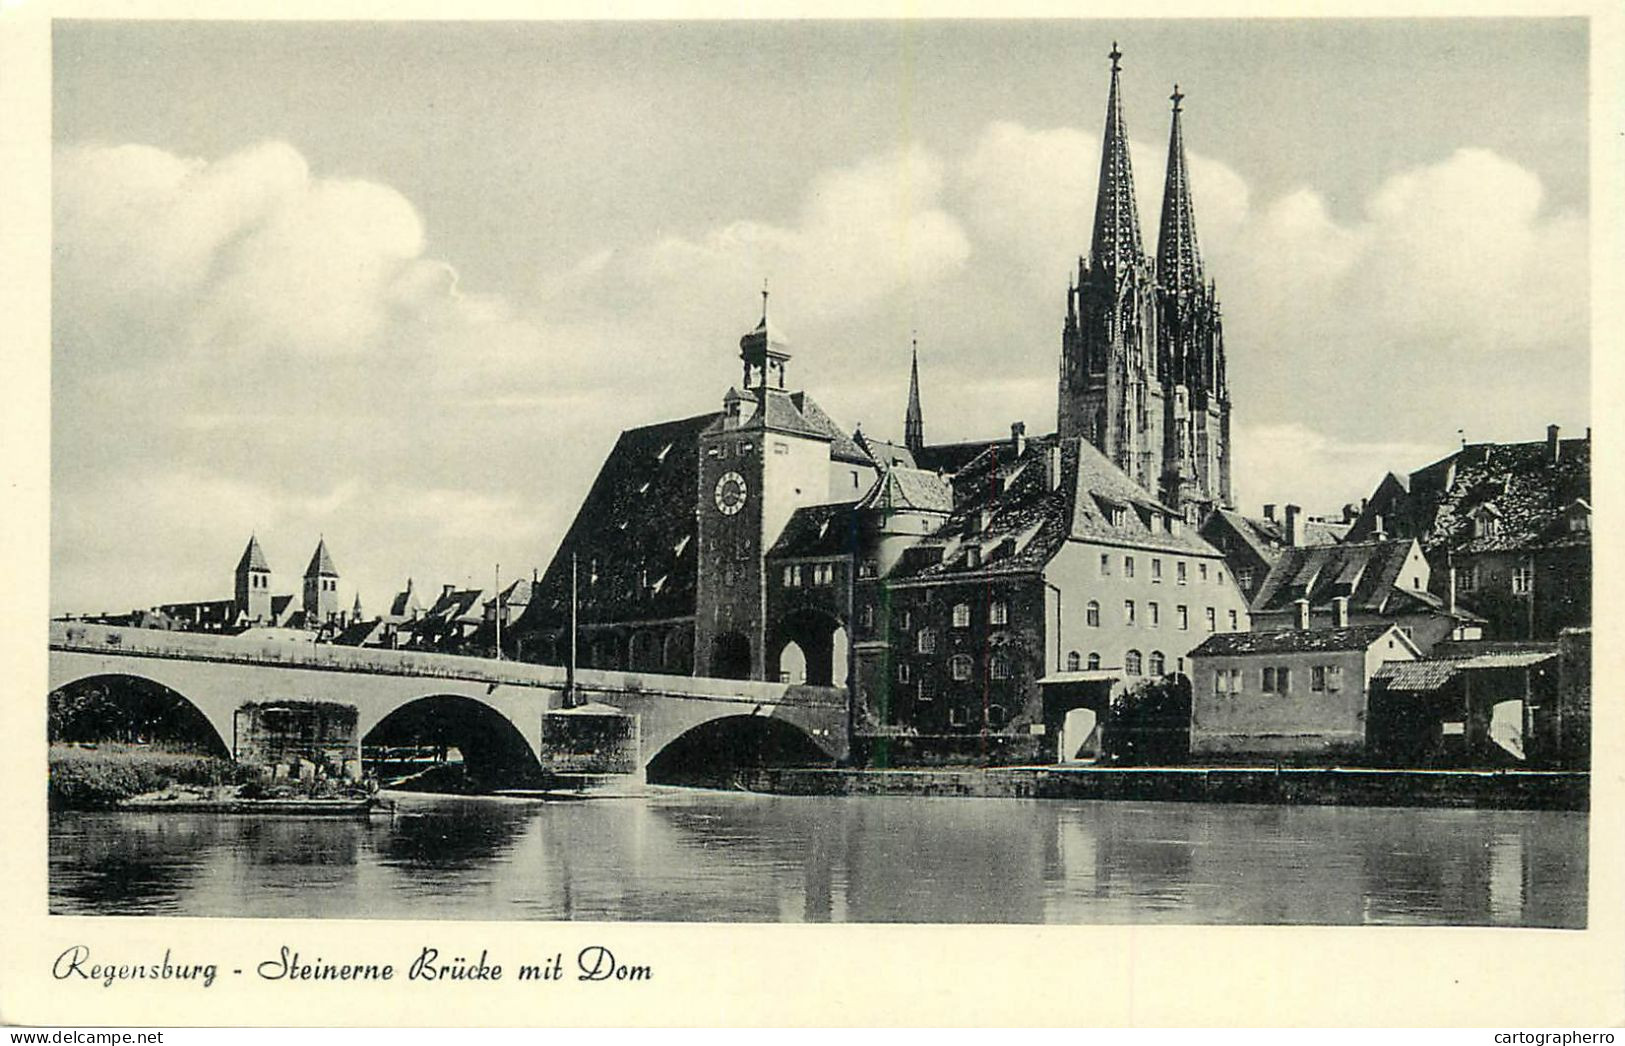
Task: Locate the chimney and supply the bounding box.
[1372,513,1387,542]
[1263,503,1277,522]
[442,583,456,600]
[1547,424,1561,465]
[1045,443,1062,490]
[1332,596,1349,628]
[1294,597,1311,630]
[1447,563,1458,616]
[1285,504,1305,547]
[1011,421,1027,456]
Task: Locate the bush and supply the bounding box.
[48,743,254,809]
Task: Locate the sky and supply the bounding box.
[49,18,1591,617]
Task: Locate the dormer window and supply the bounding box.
[1469,503,1504,539]
[966,546,982,569]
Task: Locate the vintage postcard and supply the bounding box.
[2,1,1622,1028]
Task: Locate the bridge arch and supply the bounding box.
[645,714,833,785]
[48,671,231,758]
[361,693,541,788]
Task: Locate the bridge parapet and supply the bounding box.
[49,622,846,709]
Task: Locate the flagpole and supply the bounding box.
[494,562,502,661]
[568,552,579,707]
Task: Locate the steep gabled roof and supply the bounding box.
[885,436,1220,584]
[520,411,719,632]
[788,391,867,463]
[767,502,862,559]
[1250,539,1422,616]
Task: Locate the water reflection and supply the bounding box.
[49,794,1587,927]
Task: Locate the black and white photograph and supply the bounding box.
[8,5,1622,1027]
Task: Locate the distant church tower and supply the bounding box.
[904,336,925,457]
[1059,45,1232,514]
[302,538,340,624]
[234,534,272,623]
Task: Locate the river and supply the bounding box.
[49,790,1586,926]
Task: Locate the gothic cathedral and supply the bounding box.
[1057,44,1233,517]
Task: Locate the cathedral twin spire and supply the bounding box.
[1089,43,1203,297]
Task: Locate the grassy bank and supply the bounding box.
[49,743,255,809]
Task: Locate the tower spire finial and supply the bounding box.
[1087,38,1146,275]
[905,333,925,456]
[1156,81,1204,298]
[761,278,769,324]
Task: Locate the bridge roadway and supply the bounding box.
[49,622,849,775]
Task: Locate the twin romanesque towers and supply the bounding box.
[1057,44,1233,515]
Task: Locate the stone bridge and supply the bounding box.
[48,622,849,780]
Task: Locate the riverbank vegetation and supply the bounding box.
[48,743,369,809]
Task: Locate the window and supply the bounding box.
[990,600,1009,626]
[1213,670,1227,696]
[1217,570,1225,584]
[917,629,936,654]
[782,566,797,587]
[1099,553,1111,577]
[850,470,860,489]
[1087,652,1101,670]
[1199,563,1209,582]
[917,680,933,703]
[990,652,1011,680]
[1066,650,1081,671]
[1086,601,1100,627]
[987,704,1008,729]
[1125,650,1143,676]
[1263,667,1276,692]
[1152,558,1163,582]
[1326,665,1343,692]
[1266,666,1291,692]
[813,563,834,586]
[1570,512,1590,534]
[1177,561,1188,585]
[741,442,754,454]
[966,546,982,568]
[1124,556,1136,578]
[1459,564,1478,592]
[1228,609,1238,631]
[858,560,878,579]
[950,654,973,681]
[1312,665,1326,692]
[1149,602,1160,627]
[1149,650,1166,676]
[1177,605,1189,630]
[897,662,912,684]
[860,604,874,631]
[1124,600,1136,626]
[1205,607,1217,633]
[952,603,971,628]
[1513,564,1535,596]
[949,705,967,727]
[1238,569,1254,590]
[900,609,912,631]
[773,441,788,455]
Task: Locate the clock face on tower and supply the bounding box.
[713,471,748,515]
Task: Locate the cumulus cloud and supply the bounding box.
[550,146,971,328]
[957,120,1250,283]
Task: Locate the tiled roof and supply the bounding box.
[1250,539,1419,615]
[857,466,953,514]
[885,436,1219,583]
[1372,660,1459,691]
[767,502,861,559]
[1190,624,1399,657]
[912,438,1006,474]
[744,389,830,442]
[1354,436,1590,555]
[789,392,867,464]
[519,411,719,632]
[854,432,917,471]
[304,539,338,578]
[236,536,269,573]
